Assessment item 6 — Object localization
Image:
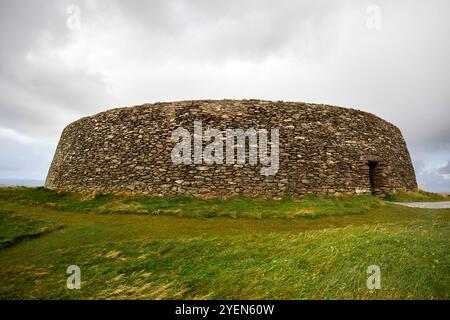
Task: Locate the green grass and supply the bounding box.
[0,187,449,299]
[0,210,63,249]
[385,189,449,202]
[0,187,382,219]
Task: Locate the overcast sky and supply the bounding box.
[0,0,449,192]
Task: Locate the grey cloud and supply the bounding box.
[417,169,450,194]
[438,161,450,175]
[0,137,53,180]
[106,0,348,61]
[0,0,112,137]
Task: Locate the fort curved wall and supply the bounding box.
[45,100,417,196]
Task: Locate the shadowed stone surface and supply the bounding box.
[45,100,417,196]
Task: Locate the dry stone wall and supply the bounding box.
[45,100,417,196]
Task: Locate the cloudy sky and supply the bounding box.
[0,0,449,191]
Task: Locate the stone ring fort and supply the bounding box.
[45,100,417,196]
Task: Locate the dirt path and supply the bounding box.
[386,201,450,209]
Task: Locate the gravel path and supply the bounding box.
[385,201,450,209]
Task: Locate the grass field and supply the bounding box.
[0,187,448,299]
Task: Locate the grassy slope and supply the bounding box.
[0,187,449,299]
[385,189,449,202]
[0,187,382,218]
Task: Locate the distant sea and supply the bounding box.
[0,179,44,187]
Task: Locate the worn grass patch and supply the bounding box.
[0,210,63,249]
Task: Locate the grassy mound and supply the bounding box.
[0,187,382,219]
[385,189,448,202]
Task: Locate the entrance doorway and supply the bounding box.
[368,161,380,195]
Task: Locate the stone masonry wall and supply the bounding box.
[45,100,417,196]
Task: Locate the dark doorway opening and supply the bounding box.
[368,161,380,195]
